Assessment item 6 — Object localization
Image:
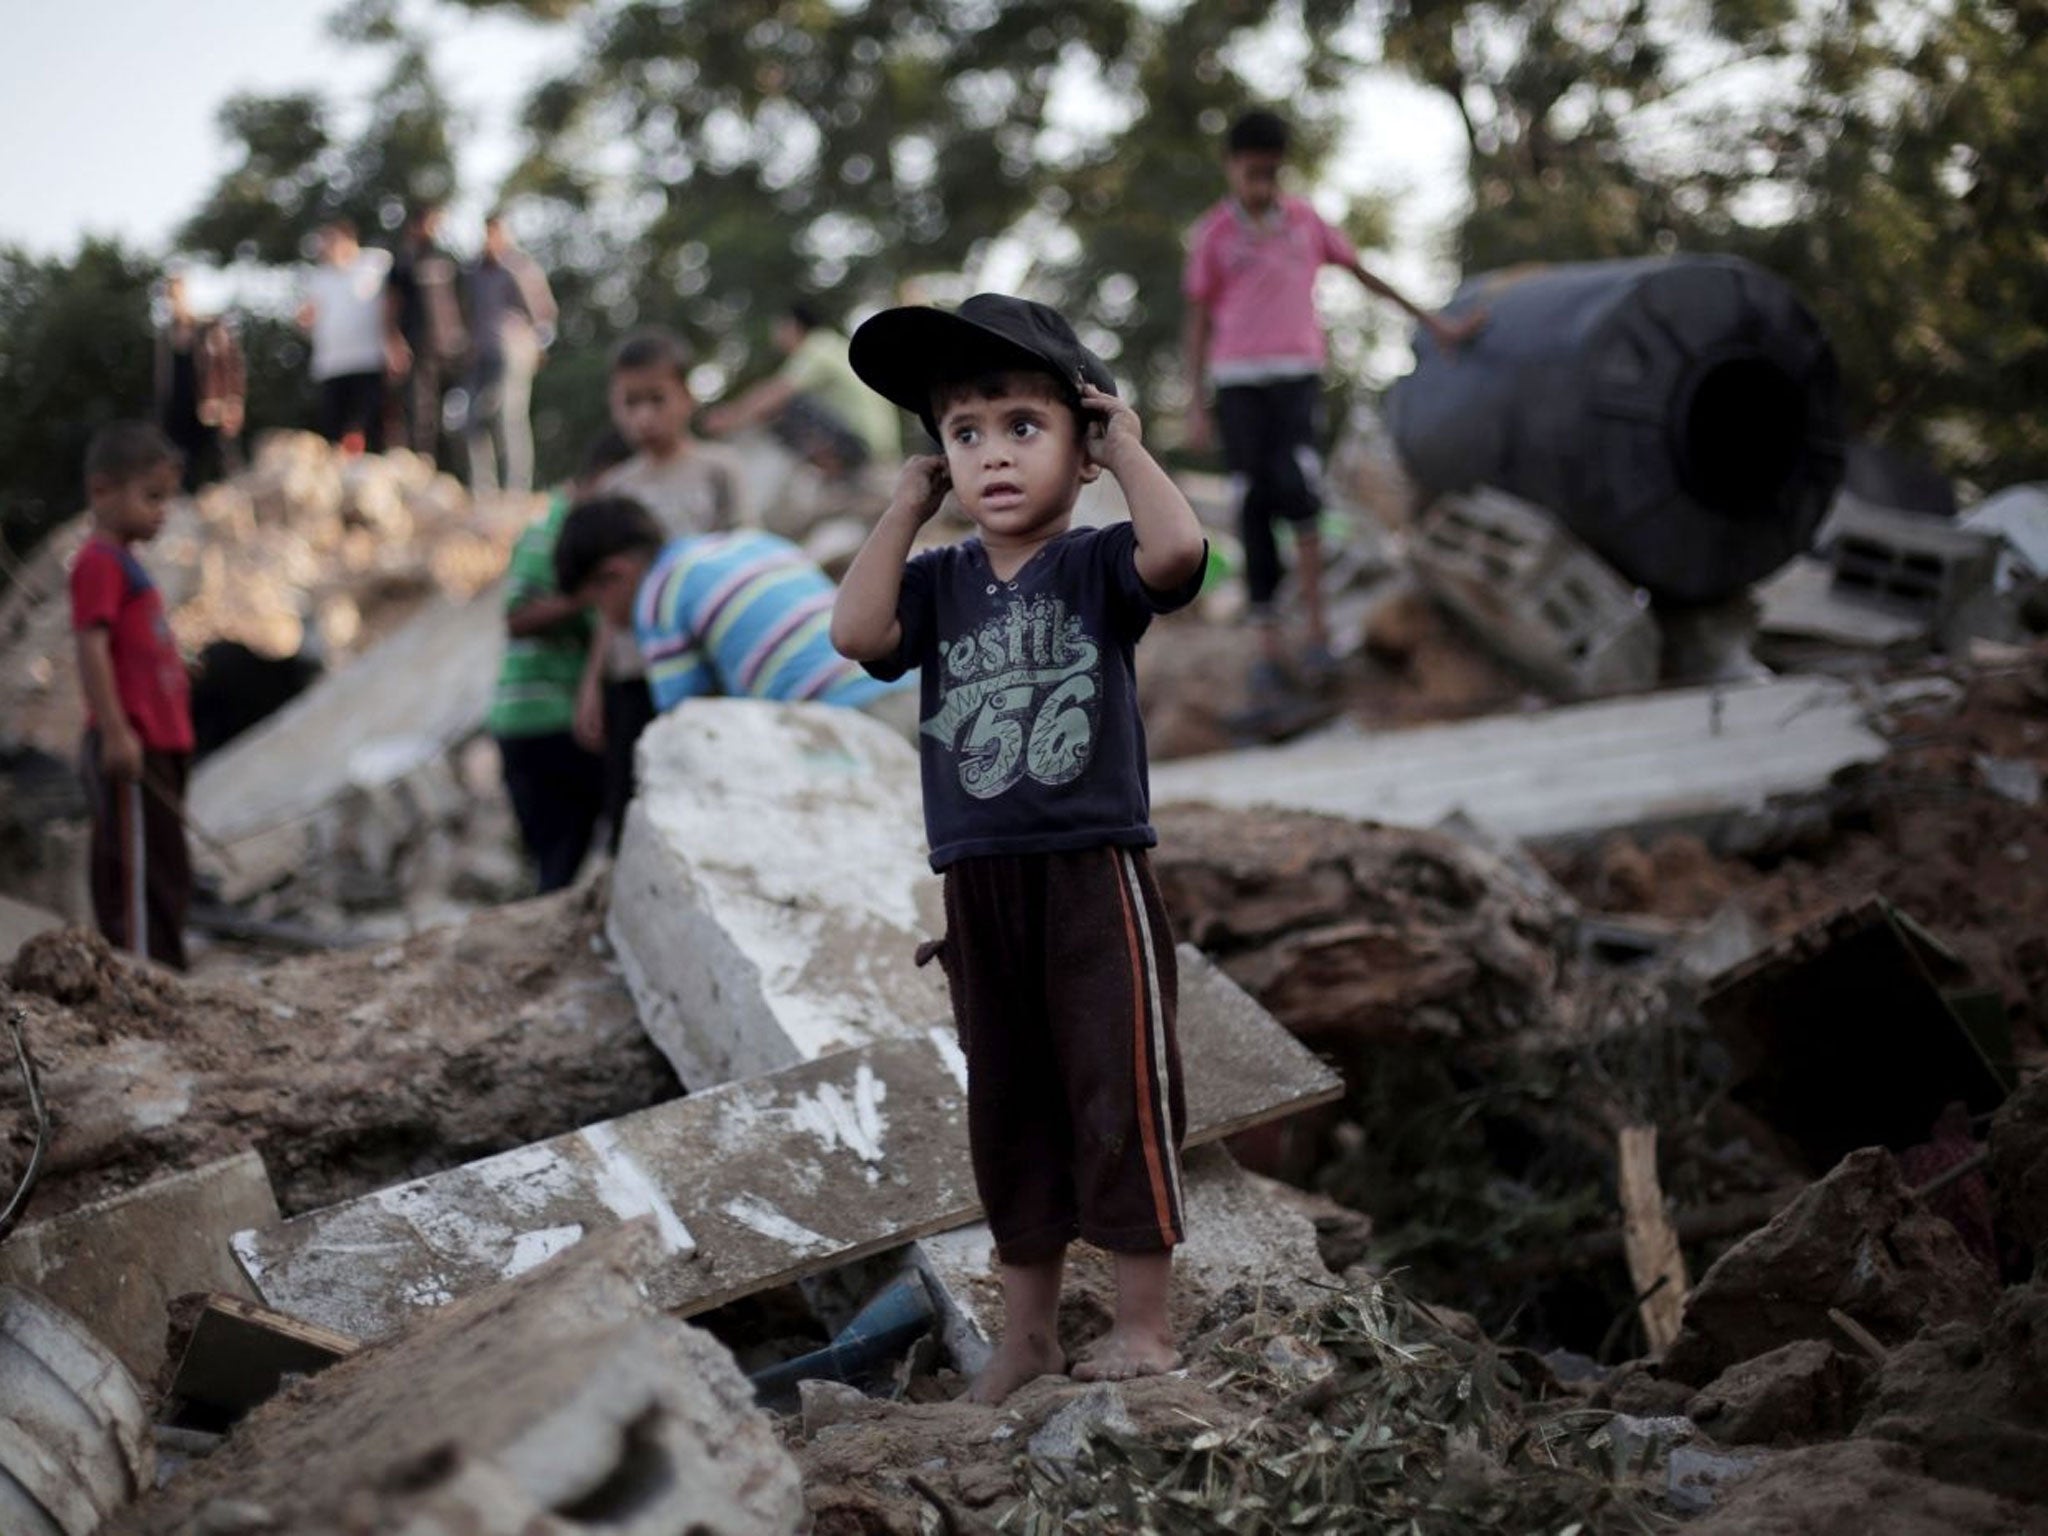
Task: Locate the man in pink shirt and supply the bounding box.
[1184,110,1478,700]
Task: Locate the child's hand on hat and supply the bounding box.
[892,454,953,524]
[1081,382,1141,468]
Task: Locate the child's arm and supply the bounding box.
[76,629,143,781]
[830,457,950,661]
[507,591,585,639]
[1080,383,1208,593]
[1346,260,1485,350]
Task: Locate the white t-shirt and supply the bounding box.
[305,249,392,381]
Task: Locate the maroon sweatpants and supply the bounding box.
[926,846,1186,1265]
[83,735,191,971]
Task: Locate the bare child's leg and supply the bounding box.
[968,1250,1069,1405]
[1073,1250,1179,1382]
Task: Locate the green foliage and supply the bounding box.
[500,0,1378,423]
[1382,0,2048,485]
[1020,1274,1664,1534]
[0,241,158,575]
[179,42,458,263]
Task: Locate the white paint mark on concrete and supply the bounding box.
[928,1027,969,1094]
[580,1123,697,1257]
[400,1275,454,1308]
[789,1063,889,1180]
[722,1195,835,1256]
[504,1224,586,1278]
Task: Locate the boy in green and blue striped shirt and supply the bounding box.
[486,433,631,891]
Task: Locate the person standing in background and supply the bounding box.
[154,271,245,490]
[463,211,557,494]
[387,202,468,463]
[299,218,402,454]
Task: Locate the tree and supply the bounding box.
[501,0,1387,435]
[0,241,158,580]
[1379,0,2048,486]
[179,41,459,264]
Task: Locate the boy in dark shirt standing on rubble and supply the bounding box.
[69,422,194,969]
[832,294,1208,1405]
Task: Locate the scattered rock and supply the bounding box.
[1027,1383,1136,1470]
[1856,1281,2048,1504]
[1592,1360,1696,1419]
[800,1379,875,1441]
[1683,1436,2039,1535]
[1991,1074,2048,1274]
[1666,1441,1774,1514]
[1686,1339,1871,1446]
[1663,1147,2000,1385]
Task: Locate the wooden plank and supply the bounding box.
[168,1295,358,1420]
[1618,1124,1689,1356]
[234,945,1342,1341]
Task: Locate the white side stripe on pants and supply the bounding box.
[1117,848,1184,1225]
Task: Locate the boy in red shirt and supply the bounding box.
[1183,110,1479,701]
[69,422,194,969]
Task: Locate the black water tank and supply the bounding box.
[1386,256,1845,604]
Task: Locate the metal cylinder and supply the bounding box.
[1387,256,1844,604]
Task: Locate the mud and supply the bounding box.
[0,886,678,1221]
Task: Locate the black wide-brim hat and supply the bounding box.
[849,293,1118,442]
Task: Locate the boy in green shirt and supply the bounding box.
[488,432,631,891]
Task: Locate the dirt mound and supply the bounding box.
[1151,804,1577,1043]
[0,887,677,1221]
[1544,658,2048,1044]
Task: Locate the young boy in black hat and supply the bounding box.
[833,293,1209,1405]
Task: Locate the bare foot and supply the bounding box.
[966,1335,1066,1405]
[1071,1326,1179,1382]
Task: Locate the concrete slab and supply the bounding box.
[234,951,1341,1342]
[1149,676,1887,846]
[127,1223,805,1536]
[187,589,503,899]
[608,699,947,1087]
[0,1151,279,1389]
[0,893,64,968]
[0,1285,152,1536]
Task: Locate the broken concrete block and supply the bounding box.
[0,1285,152,1536]
[187,591,504,901]
[126,1223,805,1536]
[0,1151,279,1388]
[608,699,947,1086]
[1410,487,1659,698]
[1150,677,1888,846]
[1662,1147,2000,1386]
[235,963,1341,1342]
[1686,1339,1870,1447]
[1828,498,2010,651]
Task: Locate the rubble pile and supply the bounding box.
[0,887,676,1222]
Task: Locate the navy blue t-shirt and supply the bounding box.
[865,522,1204,870]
